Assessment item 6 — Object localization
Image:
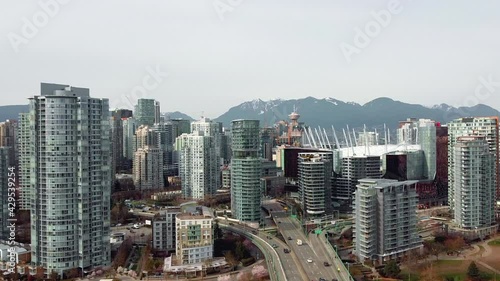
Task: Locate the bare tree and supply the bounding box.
[112,238,133,268]
[424,241,445,260]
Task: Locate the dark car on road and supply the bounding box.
[323,262,330,266]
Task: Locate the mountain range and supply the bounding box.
[213,97,500,129]
[1,97,499,129]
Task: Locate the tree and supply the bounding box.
[383,260,401,278]
[243,238,256,253]
[424,241,445,260]
[7,272,21,281]
[235,241,246,260]
[145,259,156,272]
[419,264,441,281]
[444,236,465,254]
[403,249,421,269]
[467,261,480,280]
[138,244,152,274]
[237,271,253,281]
[251,265,269,280]
[217,275,232,281]
[111,202,131,224]
[112,237,133,267]
[35,267,45,280]
[224,251,238,269]
[49,271,59,281]
[66,267,80,279]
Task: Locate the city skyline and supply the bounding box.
[2,1,500,118]
[1,2,500,279]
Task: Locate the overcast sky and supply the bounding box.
[1,0,500,118]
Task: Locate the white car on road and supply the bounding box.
[306,258,313,263]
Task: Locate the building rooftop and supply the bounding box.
[177,206,213,220]
[336,144,422,157]
[358,178,418,189]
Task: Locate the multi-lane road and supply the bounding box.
[309,231,353,281]
[262,228,308,281]
[273,213,344,281]
[219,223,288,281]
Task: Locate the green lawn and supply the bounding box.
[401,260,494,281]
[487,239,500,246]
[434,260,463,266]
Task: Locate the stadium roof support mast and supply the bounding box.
[323,127,332,149]
[404,125,408,151]
[332,126,340,150]
[374,128,379,145]
[304,126,313,147]
[314,127,321,149]
[364,124,370,156]
[415,126,419,144]
[342,128,350,157]
[320,126,328,149]
[314,127,324,149]
[346,125,355,156]
[308,127,318,148]
[352,128,358,147]
[384,124,388,153]
[317,126,327,149]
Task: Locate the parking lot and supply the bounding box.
[112,223,152,244]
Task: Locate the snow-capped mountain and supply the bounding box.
[1,97,499,130]
[214,97,500,129]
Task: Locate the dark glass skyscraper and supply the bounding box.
[230,120,262,222]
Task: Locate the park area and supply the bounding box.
[399,237,500,281]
